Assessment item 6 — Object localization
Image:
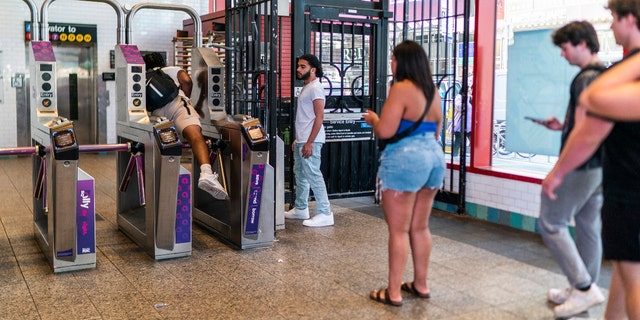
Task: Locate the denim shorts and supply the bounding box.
[151,96,201,135]
[377,132,445,192]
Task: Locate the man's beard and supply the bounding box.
[297,70,311,81]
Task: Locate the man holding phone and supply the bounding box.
[535,21,607,318]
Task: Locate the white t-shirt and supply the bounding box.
[295,78,326,143]
[161,66,188,98]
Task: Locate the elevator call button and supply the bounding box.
[133,99,141,107]
[42,99,52,107]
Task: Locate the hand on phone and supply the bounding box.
[525,116,563,130]
[524,116,545,123]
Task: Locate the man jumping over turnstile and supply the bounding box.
[143,52,227,200]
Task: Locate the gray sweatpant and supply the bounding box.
[539,167,603,289]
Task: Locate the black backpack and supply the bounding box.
[145,67,179,111]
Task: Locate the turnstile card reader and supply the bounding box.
[193,115,274,249]
[32,119,96,273]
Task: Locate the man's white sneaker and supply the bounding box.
[302,212,334,227]
[284,207,309,220]
[553,285,605,318]
[198,172,228,200]
[548,287,572,304]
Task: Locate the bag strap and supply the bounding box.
[385,96,433,144]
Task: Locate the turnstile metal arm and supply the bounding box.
[118,142,145,206]
[34,156,47,213]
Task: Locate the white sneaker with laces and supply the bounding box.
[553,285,605,318]
[547,287,572,304]
[198,172,228,200]
[284,207,309,220]
[302,212,334,227]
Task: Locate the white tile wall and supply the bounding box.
[0,0,208,146]
[443,164,543,219]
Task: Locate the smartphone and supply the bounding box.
[524,116,545,123]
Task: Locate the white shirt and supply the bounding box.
[295,78,326,143]
[161,66,188,98]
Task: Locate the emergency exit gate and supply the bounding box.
[292,0,472,213]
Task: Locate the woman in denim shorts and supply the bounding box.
[363,40,445,307]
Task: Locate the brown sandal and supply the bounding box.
[401,282,431,299]
[370,289,403,307]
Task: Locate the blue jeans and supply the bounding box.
[293,142,331,215]
[539,167,603,288]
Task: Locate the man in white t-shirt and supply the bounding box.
[284,54,333,227]
[143,52,227,200]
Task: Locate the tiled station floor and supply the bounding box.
[0,153,609,319]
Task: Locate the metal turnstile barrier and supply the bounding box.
[29,40,96,273]
[32,119,97,273]
[114,44,192,260]
[194,115,274,249]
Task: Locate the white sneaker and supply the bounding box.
[547,287,572,304]
[284,207,309,220]
[553,285,605,318]
[302,212,334,227]
[198,172,228,200]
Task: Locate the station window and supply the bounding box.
[491,0,622,175]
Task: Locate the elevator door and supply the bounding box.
[54,44,97,145]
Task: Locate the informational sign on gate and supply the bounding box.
[323,113,373,142]
[25,22,97,43]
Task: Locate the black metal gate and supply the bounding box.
[292,0,390,198]
[386,0,472,213]
[291,0,472,211]
[225,0,278,162]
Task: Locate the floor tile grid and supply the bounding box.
[0,154,610,320]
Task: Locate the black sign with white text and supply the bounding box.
[323,113,373,142]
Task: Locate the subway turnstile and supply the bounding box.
[114,44,191,260]
[193,115,275,249]
[30,41,96,273]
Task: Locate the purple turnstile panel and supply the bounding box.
[245,164,265,235]
[118,44,145,64]
[175,173,191,244]
[76,178,95,254]
[31,41,56,62]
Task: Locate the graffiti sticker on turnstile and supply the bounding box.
[245,164,265,235]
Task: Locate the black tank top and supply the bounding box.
[602,49,640,205]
